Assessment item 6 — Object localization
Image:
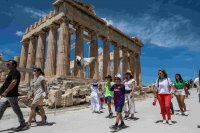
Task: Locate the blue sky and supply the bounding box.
[0,0,200,85]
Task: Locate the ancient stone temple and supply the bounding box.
[19,0,143,86]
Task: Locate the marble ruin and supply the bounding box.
[19,0,143,86]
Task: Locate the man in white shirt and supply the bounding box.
[194,70,200,103]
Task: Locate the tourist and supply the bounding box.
[0,60,26,131]
[104,75,114,118]
[173,73,188,115]
[123,70,136,119]
[98,83,104,111]
[90,80,100,113]
[154,69,176,125]
[26,68,48,126]
[109,74,126,131]
[194,70,200,102]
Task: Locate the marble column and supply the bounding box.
[89,32,98,79]
[135,52,142,86]
[122,49,128,79]
[35,31,46,71]
[129,51,136,80]
[19,41,29,81]
[74,25,84,78]
[46,24,57,76]
[102,38,110,79]
[25,37,37,83]
[113,44,120,76]
[56,17,70,77]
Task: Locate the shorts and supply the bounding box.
[104,96,112,104]
[115,105,124,113]
[35,106,40,112]
[175,89,185,96]
[32,94,44,106]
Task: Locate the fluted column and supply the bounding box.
[25,37,37,83]
[89,32,99,79]
[46,24,57,76]
[102,38,110,79]
[74,25,84,78]
[129,51,136,80]
[19,41,29,81]
[135,52,142,86]
[36,31,46,71]
[56,17,70,77]
[113,44,120,76]
[122,49,128,79]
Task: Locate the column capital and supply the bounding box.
[49,23,59,30]
[59,16,70,24]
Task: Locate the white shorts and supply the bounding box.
[175,89,185,96]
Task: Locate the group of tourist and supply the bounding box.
[90,70,136,131]
[0,60,48,131]
[0,60,200,131]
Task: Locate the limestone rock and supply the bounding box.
[48,90,62,108]
[63,81,73,90]
[73,98,81,105]
[62,89,73,107]
[86,96,91,103]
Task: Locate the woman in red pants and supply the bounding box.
[154,69,176,125]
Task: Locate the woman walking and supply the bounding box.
[123,70,136,119]
[154,69,176,125]
[26,68,48,126]
[174,73,188,116]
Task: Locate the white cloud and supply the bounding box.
[24,7,47,18]
[98,11,200,51]
[16,31,24,37]
[15,4,47,19]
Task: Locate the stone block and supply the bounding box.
[62,89,73,107]
[48,90,62,108]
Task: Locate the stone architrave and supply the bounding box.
[122,49,128,78]
[19,41,29,81]
[46,25,57,77]
[102,38,110,79]
[89,32,98,79]
[74,25,84,78]
[35,31,46,71]
[113,44,120,76]
[25,37,37,83]
[56,17,70,77]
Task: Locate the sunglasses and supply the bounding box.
[115,78,120,81]
[158,73,162,75]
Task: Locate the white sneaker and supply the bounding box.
[178,111,183,115]
[168,120,173,125]
[183,111,189,116]
[163,120,167,124]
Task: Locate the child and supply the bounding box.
[98,84,104,111]
[109,74,126,131]
[90,81,100,113]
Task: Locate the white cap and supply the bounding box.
[115,73,121,80]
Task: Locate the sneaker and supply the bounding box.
[124,115,129,120]
[109,112,113,118]
[183,111,189,116]
[13,124,27,131]
[168,120,173,125]
[118,123,126,129]
[163,120,167,124]
[178,111,183,115]
[109,125,118,131]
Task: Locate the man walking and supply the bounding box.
[0,60,26,131]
